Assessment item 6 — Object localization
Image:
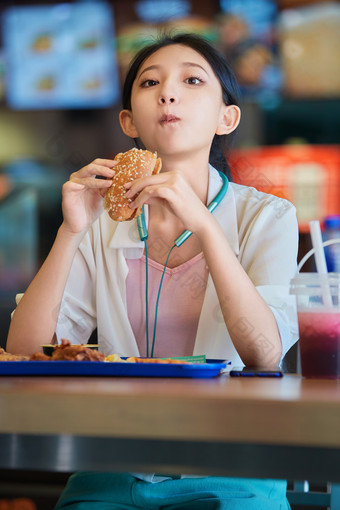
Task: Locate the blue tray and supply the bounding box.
[0,359,230,378]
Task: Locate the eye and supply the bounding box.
[140,79,158,88]
[185,76,204,85]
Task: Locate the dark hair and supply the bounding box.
[122,33,241,178]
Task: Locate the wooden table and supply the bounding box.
[0,373,340,482]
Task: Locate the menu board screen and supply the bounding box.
[2,2,120,109]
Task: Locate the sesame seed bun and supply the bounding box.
[103,148,161,221]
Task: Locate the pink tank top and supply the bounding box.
[126,252,209,358]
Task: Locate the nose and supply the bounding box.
[158,95,176,105]
[158,78,178,105]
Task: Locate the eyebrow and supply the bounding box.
[137,61,210,80]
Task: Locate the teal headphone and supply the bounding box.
[136,171,229,357]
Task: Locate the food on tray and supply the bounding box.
[104,353,127,362]
[30,352,51,361]
[0,340,104,362]
[40,339,105,361]
[103,147,161,221]
[42,343,98,356]
[0,340,189,364]
[0,348,29,361]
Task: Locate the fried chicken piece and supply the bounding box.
[0,341,104,362]
[29,352,51,361]
[51,339,105,361]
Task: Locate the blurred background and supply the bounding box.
[0,0,339,506]
[1,0,340,350]
[1,0,340,343]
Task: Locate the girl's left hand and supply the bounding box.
[125,171,212,235]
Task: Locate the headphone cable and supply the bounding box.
[150,244,176,358]
[144,241,176,358]
[143,239,150,357]
[140,171,229,357]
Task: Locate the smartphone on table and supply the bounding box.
[229,366,283,377]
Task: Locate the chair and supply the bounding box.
[287,480,340,508]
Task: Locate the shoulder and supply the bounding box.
[229,182,296,220]
[230,181,294,207]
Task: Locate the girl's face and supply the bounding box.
[120,44,237,161]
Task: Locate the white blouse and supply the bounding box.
[54,165,299,367]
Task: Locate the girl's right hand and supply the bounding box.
[61,158,116,234]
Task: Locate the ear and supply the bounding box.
[119,109,139,139]
[216,105,241,136]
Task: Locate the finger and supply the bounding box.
[70,176,113,189]
[129,184,170,209]
[93,160,118,178]
[71,165,115,182]
[125,173,168,197]
[88,162,116,178]
[92,158,117,167]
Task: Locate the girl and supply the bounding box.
[7,33,298,509]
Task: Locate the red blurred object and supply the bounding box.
[229,145,340,232]
[0,499,37,510]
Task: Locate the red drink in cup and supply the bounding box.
[291,273,340,379]
[298,310,340,378]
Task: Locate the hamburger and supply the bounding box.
[103,148,161,221]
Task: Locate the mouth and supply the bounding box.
[160,114,180,125]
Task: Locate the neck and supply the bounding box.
[159,151,210,201]
[146,161,208,241]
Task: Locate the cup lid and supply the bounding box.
[291,272,340,283]
[290,272,340,295]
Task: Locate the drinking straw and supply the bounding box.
[309,220,333,307]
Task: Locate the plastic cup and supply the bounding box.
[290,273,340,379]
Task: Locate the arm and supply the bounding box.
[7,159,115,355]
[197,188,298,366]
[197,217,283,367]
[196,190,298,367]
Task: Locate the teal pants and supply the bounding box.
[55,472,290,509]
